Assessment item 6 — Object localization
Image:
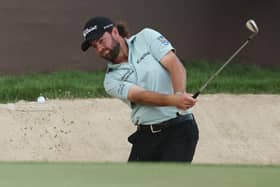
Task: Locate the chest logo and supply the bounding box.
[136,52,150,64]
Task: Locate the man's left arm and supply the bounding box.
[142,28,196,105]
[160,51,186,93]
[142,28,186,93]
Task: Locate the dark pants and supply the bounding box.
[127,115,199,162]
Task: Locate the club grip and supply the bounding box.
[192,91,200,98]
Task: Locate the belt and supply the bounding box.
[137,113,194,134]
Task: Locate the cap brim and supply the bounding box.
[81,40,90,51]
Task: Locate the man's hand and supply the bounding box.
[173,92,197,110]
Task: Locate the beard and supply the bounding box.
[101,36,121,62]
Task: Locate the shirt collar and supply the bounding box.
[126,35,136,46]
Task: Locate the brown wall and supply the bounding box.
[0,0,279,75]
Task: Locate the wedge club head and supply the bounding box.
[246,19,259,33]
[246,19,259,40]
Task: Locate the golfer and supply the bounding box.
[81,16,199,162]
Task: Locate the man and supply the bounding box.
[81,16,199,162]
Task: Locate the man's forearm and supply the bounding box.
[170,61,186,93]
[160,52,187,93]
[129,89,176,107]
[128,85,196,110]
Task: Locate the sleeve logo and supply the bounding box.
[157,35,170,46]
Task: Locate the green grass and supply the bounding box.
[0,71,109,103]
[0,162,279,187]
[0,61,279,103]
[186,59,280,94]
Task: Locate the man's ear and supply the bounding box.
[111,27,120,37]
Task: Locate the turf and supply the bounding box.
[0,162,279,187]
[0,61,279,103]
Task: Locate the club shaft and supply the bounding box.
[192,38,250,98]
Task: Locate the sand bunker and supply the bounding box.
[0,94,279,164]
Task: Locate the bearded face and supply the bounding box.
[91,32,121,63]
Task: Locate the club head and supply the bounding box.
[246,19,259,34]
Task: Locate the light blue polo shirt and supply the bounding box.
[104,28,191,125]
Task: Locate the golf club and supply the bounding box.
[192,19,259,98]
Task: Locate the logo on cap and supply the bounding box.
[104,24,114,30]
[83,25,98,38]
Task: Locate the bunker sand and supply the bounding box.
[0,94,279,164]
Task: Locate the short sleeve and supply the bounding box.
[141,28,175,62]
[104,76,134,99]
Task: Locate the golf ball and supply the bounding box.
[37,96,46,103]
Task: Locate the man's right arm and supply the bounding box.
[128,85,196,111]
[104,76,196,110]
